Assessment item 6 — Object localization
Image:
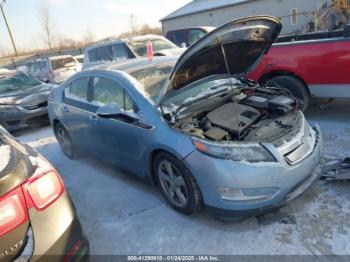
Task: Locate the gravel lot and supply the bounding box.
[16,99,350,256]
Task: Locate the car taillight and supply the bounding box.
[0,187,28,237]
[23,170,64,211]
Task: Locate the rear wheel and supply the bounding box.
[153,152,203,215]
[54,123,78,159]
[269,75,310,111]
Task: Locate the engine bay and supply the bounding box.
[173,86,300,142]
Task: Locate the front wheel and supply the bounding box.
[269,75,310,111]
[54,123,78,159]
[153,152,203,215]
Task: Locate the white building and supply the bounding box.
[161,0,331,35]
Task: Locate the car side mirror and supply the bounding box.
[96,103,122,118]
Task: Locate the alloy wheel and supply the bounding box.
[56,126,73,157]
[158,160,189,208]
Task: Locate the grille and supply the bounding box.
[22,101,48,111]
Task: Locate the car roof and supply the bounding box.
[85,34,168,51]
[168,26,215,32]
[91,56,177,74]
[85,39,126,51]
[27,55,73,63]
[123,34,166,42]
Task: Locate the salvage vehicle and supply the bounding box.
[0,125,89,261]
[83,35,184,69]
[249,24,350,111]
[48,16,323,218]
[26,55,82,84]
[166,27,215,47]
[0,71,56,131]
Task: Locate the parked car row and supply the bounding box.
[83,34,185,69]
[0,35,184,132]
[4,14,350,260]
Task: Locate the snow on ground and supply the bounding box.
[16,99,350,255]
[0,145,11,173]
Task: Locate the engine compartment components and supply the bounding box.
[173,85,299,143]
[204,128,229,141]
[241,92,296,115]
[205,103,260,139]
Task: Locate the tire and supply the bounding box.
[54,123,78,159]
[153,152,203,215]
[269,75,310,111]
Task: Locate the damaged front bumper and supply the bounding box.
[0,105,48,131]
[184,125,324,219]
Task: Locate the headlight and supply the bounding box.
[0,97,17,105]
[192,137,276,162]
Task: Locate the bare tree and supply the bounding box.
[82,29,95,45]
[38,1,56,49]
[138,24,162,35]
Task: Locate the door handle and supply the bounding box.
[63,106,69,113]
[89,115,99,125]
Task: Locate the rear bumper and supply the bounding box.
[0,106,48,131]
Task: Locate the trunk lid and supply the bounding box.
[0,131,35,260]
[158,16,282,106]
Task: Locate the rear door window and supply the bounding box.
[170,31,185,46]
[64,77,89,101]
[98,46,113,61]
[27,62,33,73]
[34,62,41,72]
[92,77,137,112]
[88,45,130,63]
[88,49,98,62]
[41,61,48,71]
[112,44,130,60]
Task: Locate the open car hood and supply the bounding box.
[158,16,282,106]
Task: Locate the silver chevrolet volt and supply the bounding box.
[48,16,323,219]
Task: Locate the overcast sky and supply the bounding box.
[0,0,191,52]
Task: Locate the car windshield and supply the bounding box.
[129,39,176,56]
[0,72,41,94]
[129,65,173,102]
[51,57,76,70]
